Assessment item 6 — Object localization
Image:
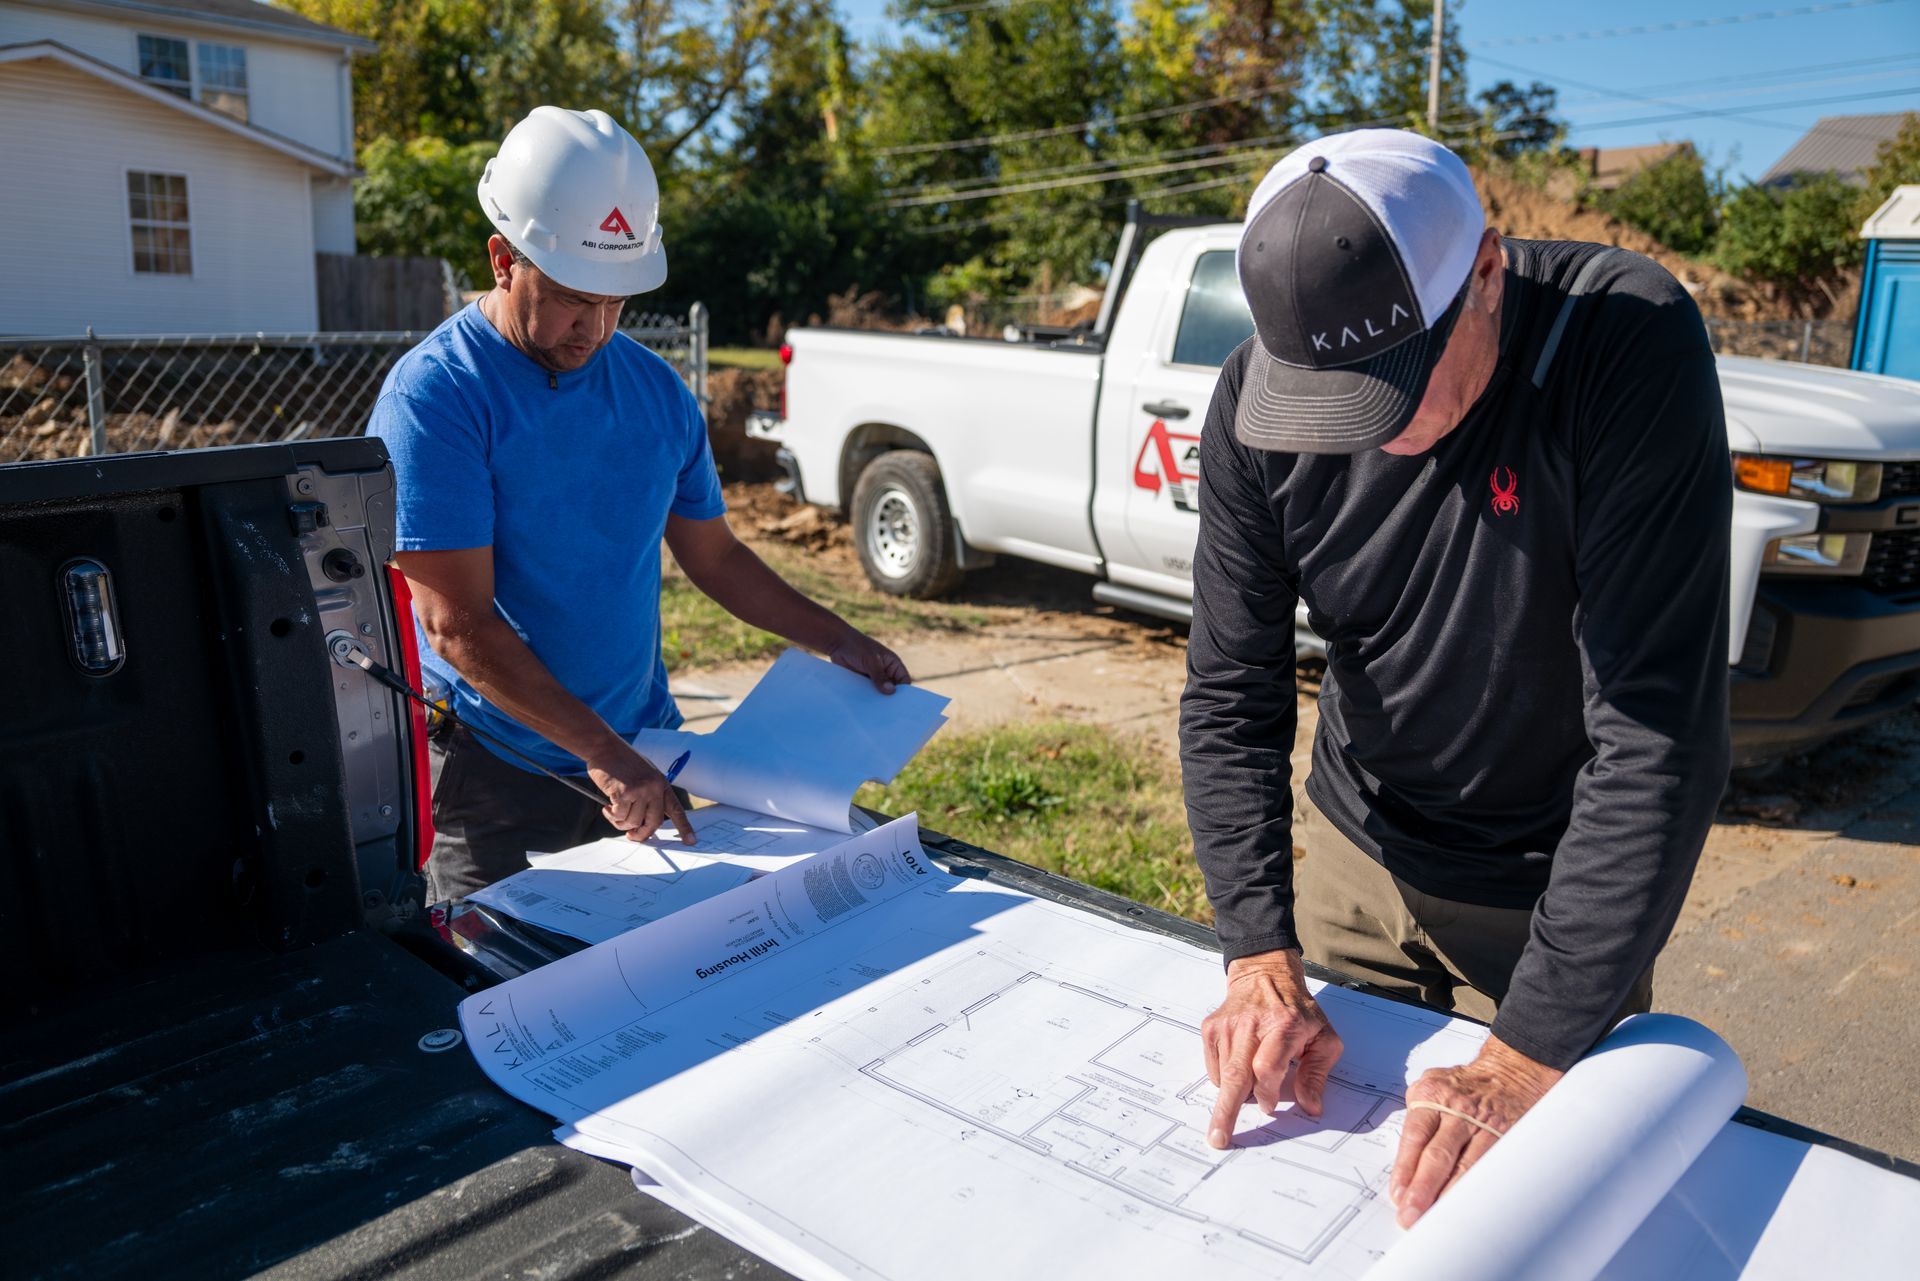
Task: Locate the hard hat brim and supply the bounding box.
[518,238,668,299]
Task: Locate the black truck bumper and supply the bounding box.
[1730,580,1920,766]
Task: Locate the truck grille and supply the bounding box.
[1880,462,1920,501]
[1863,528,1920,595]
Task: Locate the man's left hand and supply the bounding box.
[1390,1035,1562,1228]
[828,628,912,694]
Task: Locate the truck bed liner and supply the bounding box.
[1,931,777,1280]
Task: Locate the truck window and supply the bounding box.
[1171,250,1256,368]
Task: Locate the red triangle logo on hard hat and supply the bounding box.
[599,207,637,242]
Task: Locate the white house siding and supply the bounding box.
[310,176,355,254]
[0,57,320,333]
[0,5,354,161]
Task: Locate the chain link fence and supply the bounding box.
[1,304,708,464]
[1705,318,1854,369]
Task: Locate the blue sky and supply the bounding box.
[836,0,1920,182]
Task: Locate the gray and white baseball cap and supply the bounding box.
[1234,129,1485,453]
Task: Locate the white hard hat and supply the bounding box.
[477,106,667,296]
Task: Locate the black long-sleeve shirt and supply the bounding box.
[1180,240,1732,1070]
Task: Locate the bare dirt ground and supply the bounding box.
[680,484,1920,1160]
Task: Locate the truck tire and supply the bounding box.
[851,451,964,599]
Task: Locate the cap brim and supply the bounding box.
[1234,286,1465,455]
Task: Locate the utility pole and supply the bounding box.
[1426,0,1446,134]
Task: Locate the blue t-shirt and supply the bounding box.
[368,303,725,775]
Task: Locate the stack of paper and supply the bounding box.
[466,804,854,945]
[456,815,1920,1280]
[634,649,950,832]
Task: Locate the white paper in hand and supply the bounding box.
[635,649,949,832]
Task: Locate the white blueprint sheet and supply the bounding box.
[466,805,854,943]
[467,842,756,945]
[462,816,1489,1281]
[461,816,1920,1281]
[635,649,949,832]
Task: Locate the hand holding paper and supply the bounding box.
[1389,1035,1565,1226]
[825,628,911,695]
[636,649,950,832]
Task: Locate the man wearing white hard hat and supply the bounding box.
[370,108,909,902]
[1179,130,1730,1224]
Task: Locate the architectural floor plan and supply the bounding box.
[857,961,1400,1265]
[464,817,1493,1280]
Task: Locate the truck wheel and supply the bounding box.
[852,451,963,599]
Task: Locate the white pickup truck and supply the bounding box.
[748,209,1920,766]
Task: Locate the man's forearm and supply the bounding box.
[432,615,626,768]
[683,540,851,652]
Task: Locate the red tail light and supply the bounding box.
[385,565,435,869]
[779,342,792,419]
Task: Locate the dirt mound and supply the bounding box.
[704,368,785,483]
[726,481,853,553]
[1472,169,1771,321]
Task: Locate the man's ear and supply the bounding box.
[486,235,516,290]
[1472,229,1505,314]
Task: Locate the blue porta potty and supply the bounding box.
[1854,185,1920,380]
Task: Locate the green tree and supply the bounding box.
[281,0,500,145]
[1856,112,1920,221]
[1715,173,1864,313]
[652,2,942,340]
[1469,79,1562,160]
[1299,0,1469,136]
[354,136,499,286]
[1594,147,1720,257]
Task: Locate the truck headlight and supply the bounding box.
[1733,453,1882,504]
[1761,532,1872,575]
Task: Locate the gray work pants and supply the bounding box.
[424,725,618,903]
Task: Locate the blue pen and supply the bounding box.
[664,749,692,784]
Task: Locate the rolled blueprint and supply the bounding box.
[1364,1013,1748,1281]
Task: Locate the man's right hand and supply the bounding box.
[1201,949,1345,1149]
[585,742,696,845]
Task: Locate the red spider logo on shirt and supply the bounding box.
[1490,467,1520,516]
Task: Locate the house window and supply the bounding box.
[137,34,191,97]
[197,42,248,121]
[127,172,192,276]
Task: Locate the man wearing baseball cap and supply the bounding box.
[1180,130,1730,1225]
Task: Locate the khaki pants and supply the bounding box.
[1293,797,1653,1025]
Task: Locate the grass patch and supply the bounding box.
[857,721,1210,925]
[660,540,993,670]
[710,346,783,371]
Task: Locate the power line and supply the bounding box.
[1548,52,1920,106]
[1565,85,1920,133]
[879,132,1297,199]
[902,160,1273,235]
[886,149,1289,207]
[881,102,1496,201]
[1479,50,1920,141]
[875,86,1281,157]
[1550,67,1920,118]
[1469,0,1911,48]
[904,124,1542,235]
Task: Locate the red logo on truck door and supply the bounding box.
[1134,419,1202,513]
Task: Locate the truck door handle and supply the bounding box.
[1143,401,1190,419]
